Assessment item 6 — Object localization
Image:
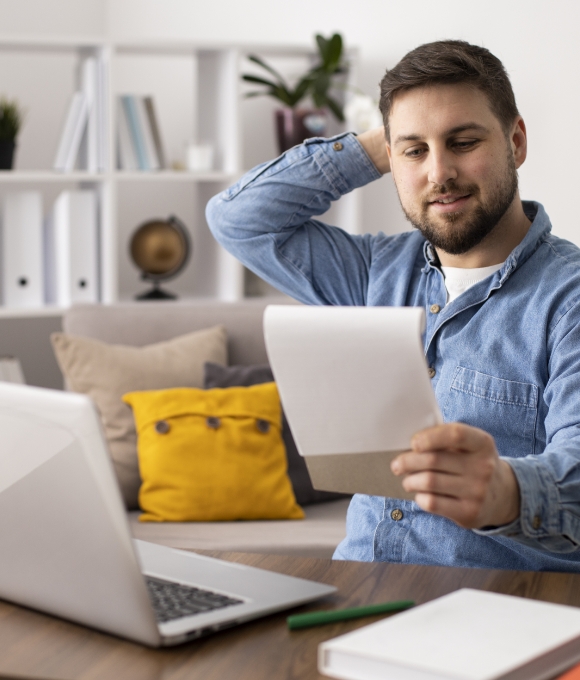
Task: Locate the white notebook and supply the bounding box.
[319,589,580,680]
[263,305,442,499]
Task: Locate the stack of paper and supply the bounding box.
[263,305,441,498]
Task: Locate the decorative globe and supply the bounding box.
[129,215,191,300]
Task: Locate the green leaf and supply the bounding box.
[272,86,293,107]
[326,33,342,71]
[246,54,287,87]
[242,74,279,89]
[315,34,329,63]
[312,72,331,97]
[0,98,23,141]
[291,75,314,103]
[323,94,345,122]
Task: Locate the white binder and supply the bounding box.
[47,191,99,306]
[2,192,44,308]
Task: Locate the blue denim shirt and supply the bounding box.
[207,132,580,572]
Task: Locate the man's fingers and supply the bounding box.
[411,423,494,453]
[413,493,482,529]
[402,470,487,502]
[391,450,465,476]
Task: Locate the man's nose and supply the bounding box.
[427,149,458,186]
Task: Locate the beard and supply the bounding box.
[399,150,519,256]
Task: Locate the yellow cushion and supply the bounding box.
[123,383,304,522]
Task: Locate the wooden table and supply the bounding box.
[0,551,579,680]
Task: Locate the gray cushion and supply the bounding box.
[204,362,349,507]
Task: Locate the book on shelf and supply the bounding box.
[144,96,166,169]
[116,98,139,171]
[53,91,88,172]
[45,190,99,306]
[0,357,25,384]
[81,57,98,172]
[318,589,580,680]
[117,94,165,171]
[54,56,107,173]
[1,192,44,308]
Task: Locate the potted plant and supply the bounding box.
[242,33,347,153]
[0,97,23,170]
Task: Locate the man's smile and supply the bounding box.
[427,193,472,213]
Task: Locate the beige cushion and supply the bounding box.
[51,326,228,509]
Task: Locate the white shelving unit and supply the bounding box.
[0,36,360,317]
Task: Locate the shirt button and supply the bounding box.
[206,416,221,429]
[333,141,343,151]
[429,304,441,314]
[155,420,170,434]
[532,515,542,530]
[428,367,436,379]
[256,419,270,434]
[391,508,403,521]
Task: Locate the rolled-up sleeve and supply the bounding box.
[206,133,382,306]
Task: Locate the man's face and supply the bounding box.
[386,84,522,256]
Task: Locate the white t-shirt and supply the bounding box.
[441,263,504,303]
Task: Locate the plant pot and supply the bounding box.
[275,108,327,154]
[0,140,16,170]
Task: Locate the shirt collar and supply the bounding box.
[422,201,551,282]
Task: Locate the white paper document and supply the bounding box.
[263,305,442,499]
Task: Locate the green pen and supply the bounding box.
[286,599,415,630]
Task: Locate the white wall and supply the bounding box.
[0,0,104,37]
[2,0,579,244]
[107,0,580,245]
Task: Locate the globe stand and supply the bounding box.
[136,279,176,301]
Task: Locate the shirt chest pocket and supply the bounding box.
[442,367,538,458]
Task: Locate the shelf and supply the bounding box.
[0,35,105,52]
[114,170,236,182]
[0,305,66,319]
[0,171,105,183]
[0,37,358,308]
[0,171,237,184]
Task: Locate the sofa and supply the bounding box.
[61,299,350,559]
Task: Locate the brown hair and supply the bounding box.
[379,40,519,140]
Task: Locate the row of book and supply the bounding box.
[54,57,107,172]
[53,54,167,173]
[1,191,99,307]
[117,95,166,171]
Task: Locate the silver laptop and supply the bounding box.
[0,382,336,647]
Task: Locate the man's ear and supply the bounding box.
[511,116,527,169]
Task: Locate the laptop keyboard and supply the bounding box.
[145,576,244,623]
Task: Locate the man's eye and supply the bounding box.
[404,148,425,158]
[453,140,477,150]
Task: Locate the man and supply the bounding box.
[207,40,580,571]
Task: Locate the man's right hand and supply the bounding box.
[357,127,391,175]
